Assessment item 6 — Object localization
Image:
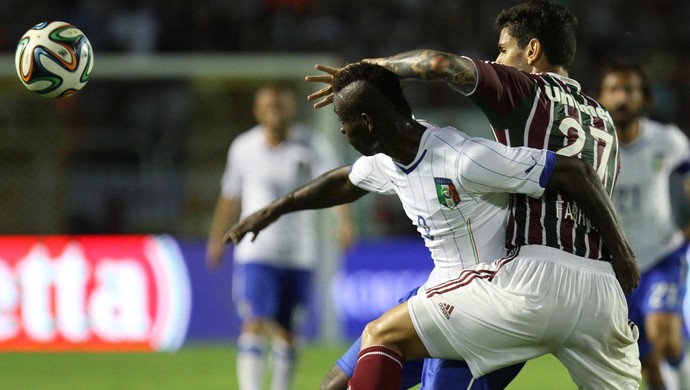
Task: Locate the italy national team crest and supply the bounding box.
[653,153,665,172]
[435,178,461,209]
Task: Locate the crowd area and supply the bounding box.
[0,0,688,129]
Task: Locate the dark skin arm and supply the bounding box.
[306,51,476,108]
[547,155,640,294]
[223,165,368,244]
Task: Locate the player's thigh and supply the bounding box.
[557,343,641,390]
[646,311,685,349]
[556,305,641,389]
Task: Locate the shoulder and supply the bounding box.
[643,118,688,144]
[231,126,262,146]
[354,153,392,168]
[473,60,535,83]
[290,124,329,147]
[228,126,262,155]
[469,60,536,103]
[421,123,471,150]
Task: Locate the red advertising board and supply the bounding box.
[0,235,191,351]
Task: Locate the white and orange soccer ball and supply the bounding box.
[15,21,94,98]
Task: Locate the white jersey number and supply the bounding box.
[556,117,614,183]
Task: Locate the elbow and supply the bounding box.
[548,155,598,193]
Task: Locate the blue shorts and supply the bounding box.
[232,262,312,331]
[627,243,688,359]
[335,287,524,389]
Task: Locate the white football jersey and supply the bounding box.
[222,124,339,269]
[349,122,551,286]
[613,118,690,272]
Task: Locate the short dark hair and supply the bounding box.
[495,0,578,69]
[333,62,412,118]
[595,61,652,102]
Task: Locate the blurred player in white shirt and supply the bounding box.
[205,84,352,390]
[598,62,690,390]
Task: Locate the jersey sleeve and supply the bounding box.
[220,139,243,199]
[667,124,690,173]
[349,156,396,195]
[463,58,535,116]
[457,136,553,198]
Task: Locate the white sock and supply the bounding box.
[660,353,690,390]
[674,353,690,390]
[678,357,690,390]
[661,359,680,390]
[270,338,296,390]
[237,333,267,390]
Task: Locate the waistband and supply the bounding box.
[517,245,614,274]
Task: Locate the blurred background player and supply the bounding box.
[205,83,353,390]
[597,62,690,390]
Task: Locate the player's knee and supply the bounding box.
[361,317,395,346]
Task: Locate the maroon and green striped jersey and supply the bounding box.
[466,59,619,262]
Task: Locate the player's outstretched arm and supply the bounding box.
[223,165,368,244]
[305,64,341,109]
[305,51,477,109]
[547,155,640,294]
[364,50,478,94]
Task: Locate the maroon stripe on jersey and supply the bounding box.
[425,249,519,298]
[494,128,509,144]
[558,208,574,253]
[527,197,544,244]
[556,193,574,253]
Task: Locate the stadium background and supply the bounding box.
[0,0,687,388]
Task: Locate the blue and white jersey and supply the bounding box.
[613,118,690,272]
[222,124,339,269]
[349,122,553,286]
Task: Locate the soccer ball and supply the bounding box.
[15,21,94,98]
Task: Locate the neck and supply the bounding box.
[532,63,568,77]
[386,121,427,165]
[265,125,289,146]
[616,119,641,145]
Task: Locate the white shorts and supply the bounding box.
[408,245,641,389]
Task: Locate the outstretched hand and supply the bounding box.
[222,207,279,246]
[305,60,388,109]
[305,64,341,109]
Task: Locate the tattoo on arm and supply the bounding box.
[382,50,477,94]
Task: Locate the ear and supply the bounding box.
[525,38,542,65]
[361,113,375,133]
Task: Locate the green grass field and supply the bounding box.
[0,342,634,389]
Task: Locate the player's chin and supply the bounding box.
[357,142,380,156]
[351,144,374,156]
[358,148,378,156]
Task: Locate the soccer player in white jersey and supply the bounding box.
[307,1,640,387]
[226,62,641,389]
[334,62,641,389]
[598,62,690,390]
[205,84,353,390]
